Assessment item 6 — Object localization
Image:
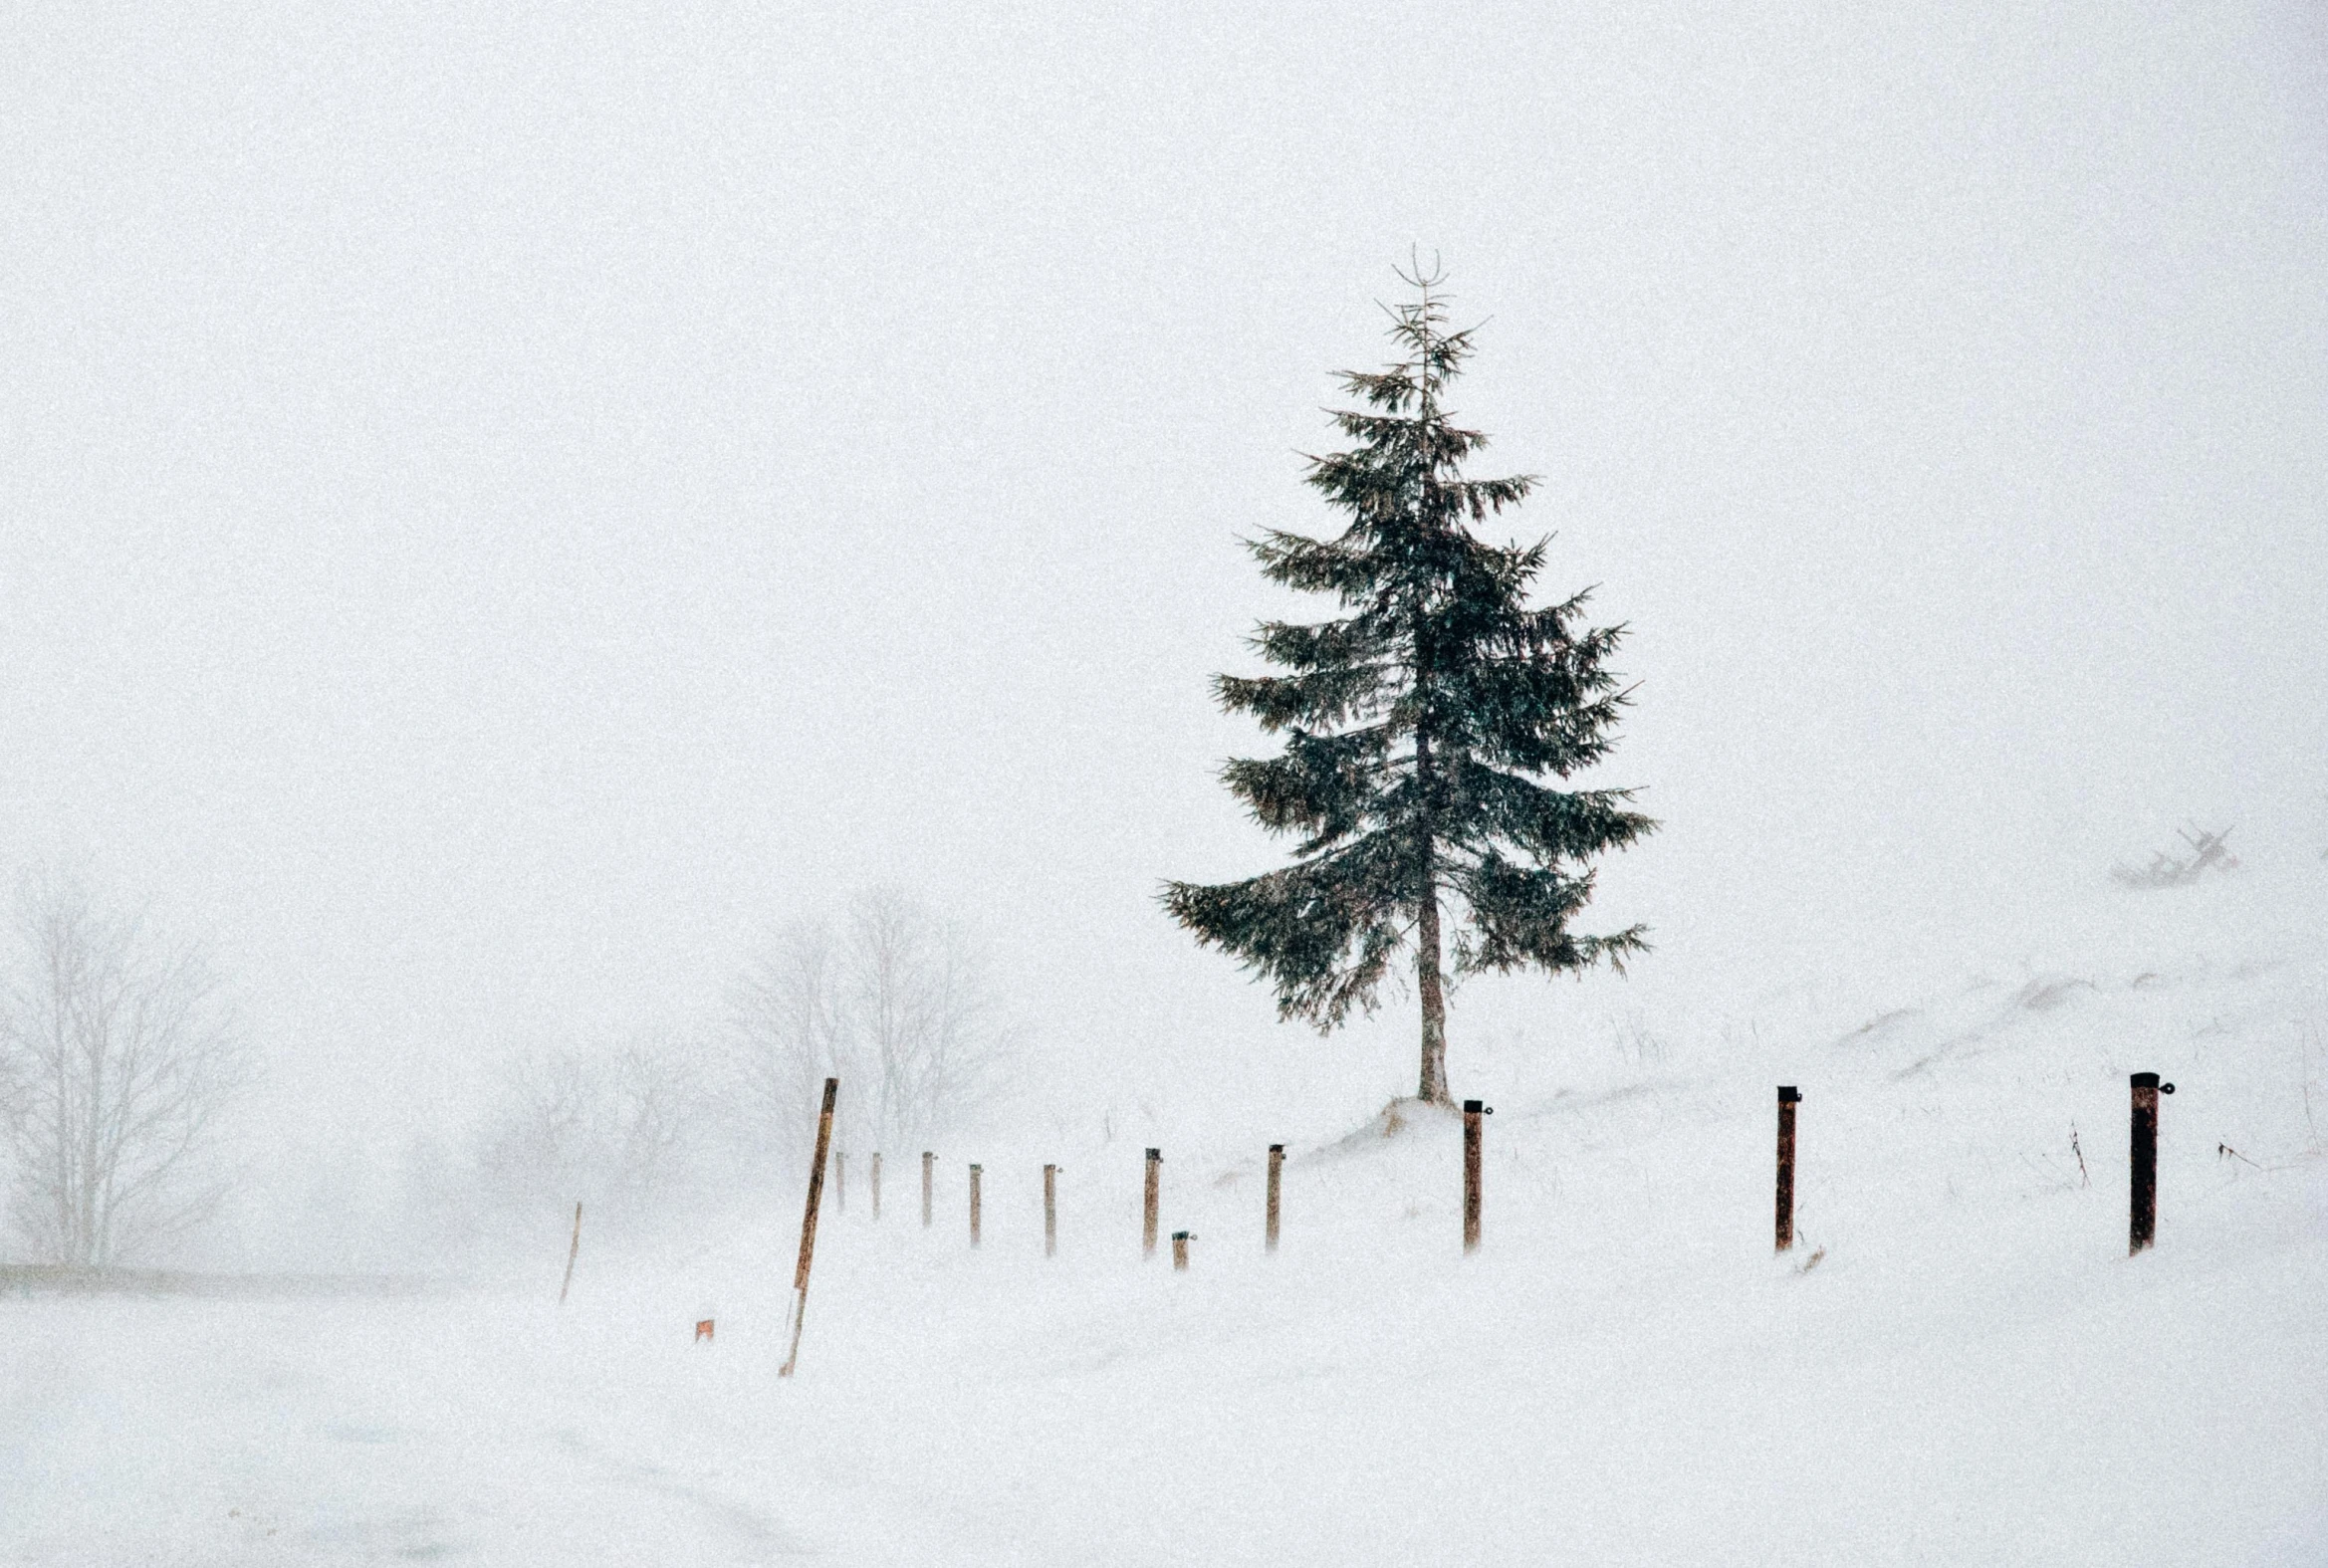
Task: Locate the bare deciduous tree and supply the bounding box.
[728,920,849,1163]
[0,874,249,1266]
[729,889,1009,1168]
[473,1038,709,1226]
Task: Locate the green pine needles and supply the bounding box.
[1162,268,1654,1105]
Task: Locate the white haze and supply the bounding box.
[2,2,2324,1265]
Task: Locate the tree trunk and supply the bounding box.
[1416,879,1450,1105]
[1413,685,1451,1106]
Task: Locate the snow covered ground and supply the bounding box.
[8,869,2326,1565]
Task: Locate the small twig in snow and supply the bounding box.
[2302,1022,2321,1154]
[2214,1141,2311,1174]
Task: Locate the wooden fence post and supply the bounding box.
[1775,1086,1799,1253]
[871,1152,882,1222]
[780,1077,838,1378]
[969,1164,983,1247]
[559,1201,582,1305]
[2130,1071,2174,1253]
[1462,1101,1491,1253]
[1044,1164,1057,1258]
[922,1151,934,1229]
[1266,1144,1283,1254]
[1143,1148,1162,1259]
[1172,1230,1191,1270]
[835,1150,845,1215]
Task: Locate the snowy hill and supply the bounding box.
[7,869,2325,1565]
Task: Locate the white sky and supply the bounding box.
[4,1,2325,1164]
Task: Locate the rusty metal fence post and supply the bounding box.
[1044,1164,1057,1257]
[1462,1100,1491,1252]
[780,1076,838,1378]
[1266,1144,1283,1254]
[1143,1148,1161,1259]
[1776,1086,1799,1253]
[969,1163,983,1247]
[870,1152,882,1222]
[2130,1071,2174,1253]
[922,1150,934,1229]
[1172,1231,1191,1270]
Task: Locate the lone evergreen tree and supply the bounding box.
[1163,267,1654,1105]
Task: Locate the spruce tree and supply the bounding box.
[1163,269,1654,1105]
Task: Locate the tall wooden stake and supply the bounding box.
[870,1152,882,1222]
[2130,1071,2172,1254]
[780,1077,838,1378]
[1044,1164,1057,1257]
[969,1163,983,1247]
[559,1200,582,1305]
[1462,1100,1489,1252]
[1266,1144,1282,1254]
[1143,1148,1162,1259]
[921,1150,934,1229]
[1775,1086,1799,1253]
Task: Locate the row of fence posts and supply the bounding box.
[774,1071,2181,1371]
[782,1096,1484,1298]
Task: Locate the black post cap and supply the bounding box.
[2132,1072,2160,1089]
[969,1163,981,1172]
[1778,1085,1800,1102]
[1146,1148,1161,1159]
[1269,1143,1283,1153]
[1463,1099,1483,1113]
[1172,1231,1190,1240]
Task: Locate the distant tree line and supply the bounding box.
[462,884,1011,1241]
[0,870,1008,1270]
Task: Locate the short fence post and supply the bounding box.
[1172,1230,1191,1270]
[559,1200,582,1305]
[1266,1144,1283,1254]
[870,1152,882,1222]
[922,1151,934,1229]
[2130,1071,2174,1253]
[1462,1100,1491,1253]
[1044,1164,1057,1258]
[1775,1086,1799,1253]
[1143,1148,1162,1259]
[969,1163,983,1247]
[780,1076,838,1379]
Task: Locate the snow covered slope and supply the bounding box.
[7,870,2325,1565]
